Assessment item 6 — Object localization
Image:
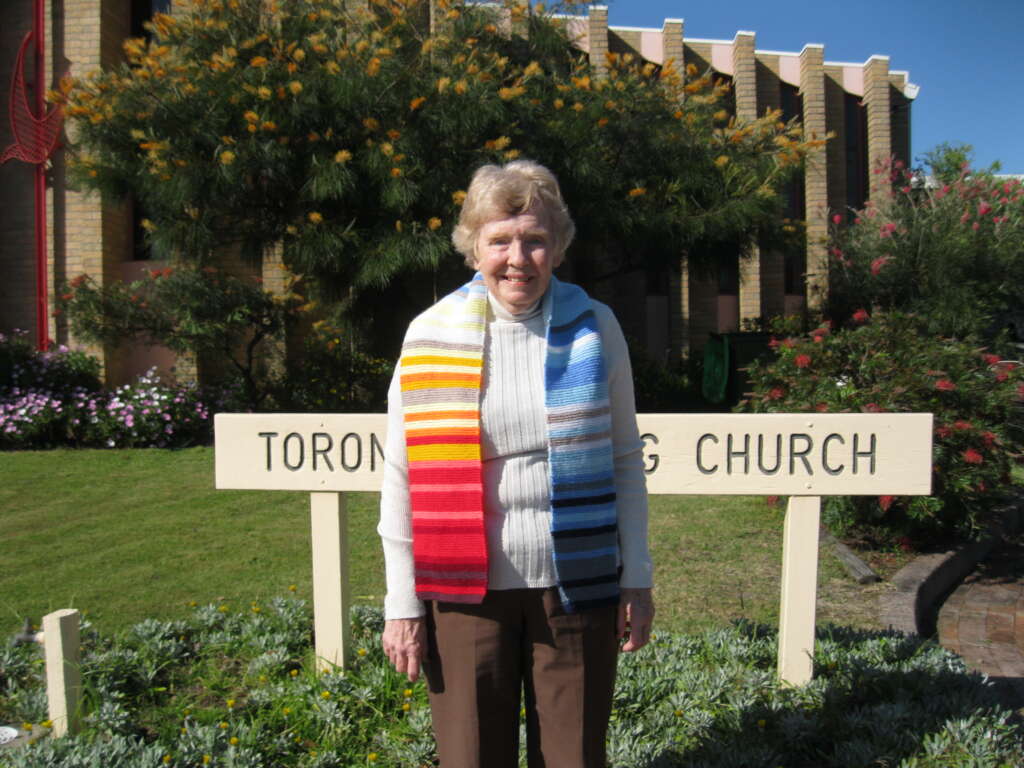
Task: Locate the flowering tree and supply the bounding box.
[55,0,821,332]
[826,153,1024,344]
[740,312,1024,542]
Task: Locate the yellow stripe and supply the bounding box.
[408,443,481,462]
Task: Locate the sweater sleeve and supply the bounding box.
[592,302,654,589]
[377,366,426,619]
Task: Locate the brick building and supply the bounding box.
[0,1,916,382]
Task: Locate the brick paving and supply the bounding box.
[937,537,1024,712]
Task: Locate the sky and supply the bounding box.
[599,0,1024,174]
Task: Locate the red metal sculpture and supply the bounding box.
[1,0,64,350]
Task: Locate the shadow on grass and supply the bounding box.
[627,621,1023,768]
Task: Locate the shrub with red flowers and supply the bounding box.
[739,312,1024,541]
[826,153,1024,347]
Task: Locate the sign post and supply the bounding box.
[215,412,932,682]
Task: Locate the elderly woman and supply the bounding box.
[378,159,653,768]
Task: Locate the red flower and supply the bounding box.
[864,403,882,413]
[972,222,980,231]
[765,495,780,507]
[852,308,870,323]
[934,379,956,392]
[981,431,997,447]
[953,420,973,431]
[978,201,992,216]
[60,292,74,301]
[812,334,824,343]
[976,481,987,493]
[832,213,842,224]
[879,495,894,512]
[870,256,890,276]
[781,338,796,349]
[815,402,829,412]
[963,448,983,465]
[983,353,1001,365]
[150,269,163,279]
[768,337,781,349]
[767,387,785,401]
[935,425,952,438]
[794,354,811,369]
[901,186,911,194]
[996,371,1009,382]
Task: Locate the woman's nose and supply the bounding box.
[508,237,527,265]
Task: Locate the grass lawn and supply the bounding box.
[1,448,875,637]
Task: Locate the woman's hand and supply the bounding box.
[617,587,655,652]
[382,617,427,682]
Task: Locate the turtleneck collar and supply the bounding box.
[487,288,546,322]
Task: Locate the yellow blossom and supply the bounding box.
[403,688,413,697]
[202,756,211,765]
[324,61,340,74]
[390,167,402,177]
[381,142,394,156]
[141,218,157,231]
[572,102,584,112]
[358,647,368,656]
[288,584,297,591]
[288,80,303,95]
[257,86,272,100]
[334,149,352,164]
[130,129,146,139]
[246,124,257,133]
[286,225,298,235]
[226,699,236,708]
[452,189,467,205]
[219,722,228,730]
[402,702,411,711]
[628,187,646,197]
[714,109,728,121]
[261,121,277,132]
[504,149,520,160]
[162,755,172,764]
[368,754,378,763]
[523,61,542,78]
[714,155,730,168]
[321,690,331,699]
[362,117,379,131]
[436,76,451,93]
[229,736,239,745]
[485,136,511,151]
[366,57,381,76]
[597,117,608,127]
[292,48,306,62]
[428,217,442,230]
[387,129,401,140]
[243,110,259,123]
[453,80,468,95]
[409,96,426,110]
[249,56,268,68]
[498,86,524,101]
[308,211,323,224]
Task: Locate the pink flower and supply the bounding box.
[972,222,980,231]
[767,387,785,401]
[870,256,889,276]
[879,495,894,511]
[962,448,983,465]
[934,379,956,392]
[768,337,780,349]
[794,354,811,369]
[935,425,952,438]
[852,308,870,323]
[996,371,1009,382]
[832,213,842,224]
[953,419,972,431]
[781,338,796,349]
[978,201,992,216]
[981,431,997,447]
[983,353,1001,365]
[901,186,911,194]
[853,217,861,225]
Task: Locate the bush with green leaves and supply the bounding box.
[826,155,1024,345]
[739,312,1024,542]
[3,597,1023,767]
[0,330,234,449]
[59,265,303,410]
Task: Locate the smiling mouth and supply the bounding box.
[502,274,533,283]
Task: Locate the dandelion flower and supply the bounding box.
[257,86,272,100]
[308,211,323,224]
[334,149,352,164]
[219,150,236,165]
[288,80,303,95]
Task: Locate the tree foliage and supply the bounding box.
[56,0,823,310]
[825,153,1024,345]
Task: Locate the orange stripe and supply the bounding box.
[402,372,481,384]
[406,410,479,422]
[402,355,482,368]
[406,427,480,438]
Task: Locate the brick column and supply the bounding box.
[587,5,608,77]
[56,0,133,380]
[864,55,892,200]
[733,32,762,324]
[661,18,684,77]
[799,44,828,310]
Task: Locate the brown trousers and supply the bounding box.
[424,588,619,768]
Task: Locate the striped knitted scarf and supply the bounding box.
[399,274,620,612]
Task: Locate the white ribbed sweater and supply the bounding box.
[378,290,653,619]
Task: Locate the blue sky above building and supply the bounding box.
[602,0,1023,174]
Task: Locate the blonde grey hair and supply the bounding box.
[452,159,576,268]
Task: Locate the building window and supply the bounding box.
[844,93,868,213]
[132,0,172,39]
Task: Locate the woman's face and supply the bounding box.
[473,209,561,315]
